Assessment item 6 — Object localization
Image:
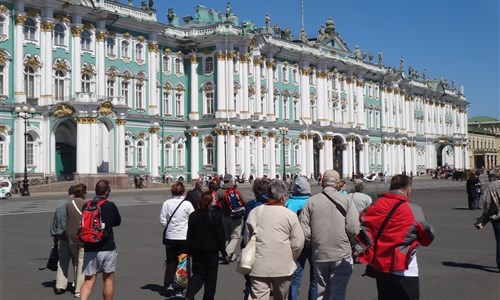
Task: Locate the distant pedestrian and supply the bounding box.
[466,170,482,210]
[185,179,203,210]
[350,179,372,214]
[337,180,348,195]
[474,167,500,272]
[300,170,359,300]
[80,180,122,300]
[185,191,227,300]
[357,174,435,300]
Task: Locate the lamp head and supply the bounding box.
[14,106,21,113]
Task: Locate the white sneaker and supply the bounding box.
[74,292,80,298]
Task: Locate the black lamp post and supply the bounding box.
[348,133,356,180]
[279,127,288,181]
[219,122,230,175]
[401,137,408,175]
[15,105,36,196]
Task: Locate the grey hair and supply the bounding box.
[267,179,289,201]
[322,177,340,189]
[354,182,364,192]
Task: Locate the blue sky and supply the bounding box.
[133,0,499,119]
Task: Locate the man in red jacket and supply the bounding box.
[357,174,434,300]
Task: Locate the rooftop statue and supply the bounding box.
[265,13,271,29]
[300,28,308,43]
[362,50,367,60]
[226,2,232,19]
[148,0,154,10]
[325,16,335,35]
[451,80,456,91]
[368,52,374,62]
[400,56,404,70]
[378,50,383,65]
[316,26,326,42]
[140,0,147,10]
[422,69,428,81]
[283,26,292,40]
[354,46,361,60]
[167,8,175,23]
[274,23,281,37]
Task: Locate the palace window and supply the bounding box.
[80,30,92,51]
[165,143,173,166]
[121,40,130,58]
[163,89,171,115]
[81,74,92,93]
[24,66,35,98]
[283,95,289,120]
[135,43,144,61]
[106,37,116,56]
[175,92,183,117]
[292,69,298,84]
[54,24,65,46]
[124,140,131,166]
[135,82,144,110]
[0,135,5,165]
[294,145,300,166]
[204,56,214,74]
[284,143,290,165]
[0,65,4,95]
[293,100,298,120]
[162,55,170,73]
[137,140,145,166]
[175,58,183,74]
[106,77,115,97]
[177,144,184,167]
[54,70,65,101]
[0,16,5,35]
[121,80,130,107]
[26,134,34,165]
[282,66,288,83]
[23,18,37,41]
[205,90,214,115]
[206,142,214,165]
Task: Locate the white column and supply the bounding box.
[317,71,326,124]
[256,131,263,178]
[215,52,226,118]
[14,14,26,103]
[342,147,349,179]
[356,79,365,128]
[189,131,199,180]
[381,142,388,174]
[96,31,106,100]
[216,132,225,175]
[89,119,97,174]
[71,24,83,95]
[253,58,261,117]
[228,130,236,176]
[116,119,126,174]
[268,132,276,178]
[325,137,333,170]
[149,127,159,177]
[240,55,249,119]
[347,77,355,125]
[380,87,387,132]
[300,67,310,120]
[319,145,325,176]
[147,43,159,115]
[76,118,89,174]
[189,55,199,120]
[363,139,370,174]
[40,19,54,106]
[227,52,235,117]
[307,134,314,179]
[242,130,251,179]
[300,134,307,176]
[266,59,274,121]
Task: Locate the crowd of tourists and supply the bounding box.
[48,167,500,300]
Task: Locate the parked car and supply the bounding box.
[0,179,12,199]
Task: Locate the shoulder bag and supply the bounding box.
[162,199,187,245]
[236,205,264,275]
[363,200,405,278]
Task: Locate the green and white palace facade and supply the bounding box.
[0,0,470,185]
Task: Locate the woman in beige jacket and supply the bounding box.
[243,179,305,300]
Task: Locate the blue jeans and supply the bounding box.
[289,247,317,300]
[492,221,500,268]
[314,258,353,300]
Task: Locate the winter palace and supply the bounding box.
[0,0,470,187]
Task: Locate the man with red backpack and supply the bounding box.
[80,180,121,300]
[215,174,245,263]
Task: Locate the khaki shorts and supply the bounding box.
[83,250,118,275]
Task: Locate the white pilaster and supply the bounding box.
[240,55,249,119]
[228,130,236,176]
[189,55,199,120]
[215,52,226,118]
[243,130,251,179]
[40,19,54,106]
[71,23,83,95]
[268,132,276,178]
[300,67,310,120]
[96,31,106,100]
[89,119,97,174]
[189,131,199,180]
[266,59,274,121]
[256,131,263,178]
[254,58,261,117]
[14,14,26,103]
[227,52,235,117]
[149,127,159,177]
[217,132,225,175]
[300,134,307,176]
[356,79,365,128]
[116,119,126,174]
[306,134,314,179]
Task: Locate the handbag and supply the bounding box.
[162,199,187,245]
[362,200,404,278]
[236,206,264,275]
[173,254,189,288]
[39,237,59,271]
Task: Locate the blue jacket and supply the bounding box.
[286,194,311,215]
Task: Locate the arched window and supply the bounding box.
[205,88,214,115]
[175,58,182,74]
[80,30,92,51]
[106,73,116,97]
[121,40,130,57]
[0,15,5,35]
[81,74,92,93]
[162,55,170,72]
[0,65,5,95]
[137,140,145,166]
[135,43,144,60]
[135,81,144,110]
[106,37,115,55]
[23,18,37,40]
[124,140,132,166]
[177,144,184,167]
[24,66,35,98]
[54,24,65,46]
[165,143,172,166]
[206,142,214,165]
[294,144,300,166]
[282,66,288,82]
[292,69,298,84]
[54,70,65,101]
[122,77,130,107]
[283,95,289,120]
[26,133,34,165]
[204,57,214,73]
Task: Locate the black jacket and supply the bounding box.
[186,206,226,256]
[185,187,203,210]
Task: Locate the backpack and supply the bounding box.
[77,198,107,244]
[224,188,245,218]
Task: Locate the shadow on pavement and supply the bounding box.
[141,283,165,297]
[452,207,477,210]
[442,261,499,273]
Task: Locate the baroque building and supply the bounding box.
[468,116,500,170]
[0,0,470,187]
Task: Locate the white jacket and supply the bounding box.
[159,196,194,240]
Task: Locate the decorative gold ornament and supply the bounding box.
[71,26,83,37]
[116,119,126,126]
[136,35,145,43]
[96,31,106,42]
[147,42,159,52]
[83,22,94,30]
[27,9,39,18]
[216,52,226,60]
[25,55,42,67]
[0,5,7,14]
[53,103,75,117]
[190,55,198,64]
[149,127,160,134]
[41,21,54,32]
[57,12,70,23]
[97,101,113,116]
[122,32,131,40]
[15,15,27,25]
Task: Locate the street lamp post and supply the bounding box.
[219,122,230,175]
[279,127,288,181]
[348,133,356,180]
[402,137,408,175]
[14,105,36,196]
